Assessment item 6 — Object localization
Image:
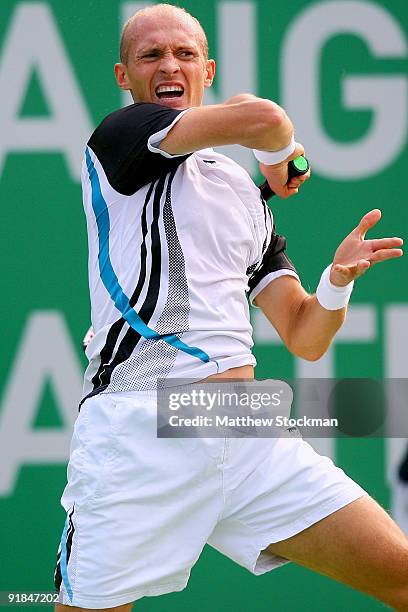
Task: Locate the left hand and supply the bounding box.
[330,209,403,286]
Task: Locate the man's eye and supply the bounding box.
[142,53,158,59]
[179,51,194,58]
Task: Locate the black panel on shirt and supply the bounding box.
[247,226,297,297]
[88,103,191,195]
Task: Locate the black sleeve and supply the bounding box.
[247,226,298,298]
[88,103,191,195]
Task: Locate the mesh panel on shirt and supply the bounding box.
[107,172,190,391]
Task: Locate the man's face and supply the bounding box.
[115,14,215,109]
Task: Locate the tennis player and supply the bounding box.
[55,4,407,610]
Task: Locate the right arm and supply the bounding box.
[160,94,311,199]
[160,95,294,156]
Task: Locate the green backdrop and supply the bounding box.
[0,0,407,609]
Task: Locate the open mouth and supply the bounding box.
[155,85,184,99]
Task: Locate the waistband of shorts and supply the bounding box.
[101,389,158,401]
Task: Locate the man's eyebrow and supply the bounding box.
[136,46,163,55]
[174,45,198,51]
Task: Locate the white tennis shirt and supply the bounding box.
[81,103,299,398]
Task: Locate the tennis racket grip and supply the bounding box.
[259,155,309,201]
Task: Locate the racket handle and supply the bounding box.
[259,155,309,201]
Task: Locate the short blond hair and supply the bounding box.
[120,4,209,65]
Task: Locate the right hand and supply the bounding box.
[259,142,310,199]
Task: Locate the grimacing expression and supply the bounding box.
[115,14,215,110]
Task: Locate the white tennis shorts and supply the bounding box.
[55,390,366,608]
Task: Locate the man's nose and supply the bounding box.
[159,52,180,75]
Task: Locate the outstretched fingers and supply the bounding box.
[369,247,404,265]
[355,209,382,238]
[370,237,404,250]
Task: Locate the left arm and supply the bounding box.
[254,276,345,361]
[255,209,403,361]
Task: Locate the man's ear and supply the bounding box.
[204,59,216,88]
[114,63,131,90]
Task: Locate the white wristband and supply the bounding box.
[316,264,354,310]
[253,135,296,166]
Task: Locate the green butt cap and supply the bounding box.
[292,156,309,172]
